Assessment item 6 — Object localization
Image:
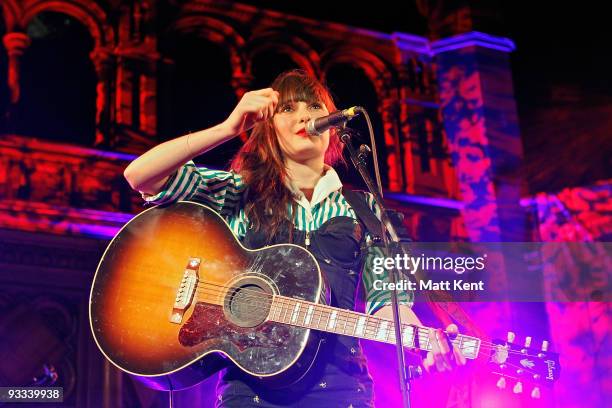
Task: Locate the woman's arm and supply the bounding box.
[124,88,279,195]
[123,123,235,195]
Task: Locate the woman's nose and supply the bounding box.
[298,106,311,123]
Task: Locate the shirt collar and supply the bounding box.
[286,165,343,208]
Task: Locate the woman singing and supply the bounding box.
[124,70,464,407]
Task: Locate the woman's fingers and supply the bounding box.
[446,324,458,338]
[250,87,277,97]
[247,94,278,120]
[225,90,274,134]
[454,344,467,366]
[445,323,466,366]
[422,351,435,373]
[267,101,275,120]
[233,92,278,130]
[423,325,467,374]
[428,328,446,372]
[438,328,455,371]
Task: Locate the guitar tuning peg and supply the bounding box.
[541,340,549,352]
[507,331,515,343]
[513,382,523,394]
[531,386,541,399]
[524,336,532,347]
[496,377,506,389]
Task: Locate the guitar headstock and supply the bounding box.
[489,332,561,399]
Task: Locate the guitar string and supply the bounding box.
[194,282,553,358]
[119,271,547,358]
[195,284,468,348]
[191,281,552,357]
[194,287,445,350]
[188,287,551,380]
[193,288,554,380]
[199,286,450,346]
[191,286,551,360]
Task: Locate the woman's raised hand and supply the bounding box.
[223,88,280,136]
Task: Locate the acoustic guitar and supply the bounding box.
[89,201,560,395]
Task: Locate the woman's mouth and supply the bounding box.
[296,129,308,137]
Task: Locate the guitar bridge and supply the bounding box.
[169,258,200,324]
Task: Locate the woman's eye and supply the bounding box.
[279,104,293,113]
[310,103,322,110]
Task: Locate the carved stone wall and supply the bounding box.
[0,0,448,194]
[0,1,530,407]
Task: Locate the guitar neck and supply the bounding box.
[268,295,481,359]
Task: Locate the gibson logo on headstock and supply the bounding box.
[546,360,556,380]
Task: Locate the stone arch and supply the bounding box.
[321,47,397,100]
[17,11,97,144]
[0,0,20,31]
[246,32,320,77]
[172,14,245,47]
[323,48,403,190]
[170,14,248,76]
[22,0,114,47]
[159,14,242,156]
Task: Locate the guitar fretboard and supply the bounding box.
[267,296,481,359]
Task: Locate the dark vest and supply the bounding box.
[243,214,370,375]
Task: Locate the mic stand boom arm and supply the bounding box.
[339,128,416,408]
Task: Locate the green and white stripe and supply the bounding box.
[143,161,413,314]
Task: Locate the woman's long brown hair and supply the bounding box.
[230,70,344,240]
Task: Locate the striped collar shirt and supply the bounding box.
[141,160,412,315]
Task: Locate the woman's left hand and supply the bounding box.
[422,324,467,374]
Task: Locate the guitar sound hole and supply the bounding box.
[223,277,273,328]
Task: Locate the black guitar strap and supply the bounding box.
[342,189,413,245]
[341,189,385,242]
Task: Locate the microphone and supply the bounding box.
[305,106,361,136]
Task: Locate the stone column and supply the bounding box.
[378,96,403,191]
[230,73,252,104]
[435,30,522,386]
[114,55,133,128]
[434,32,522,242]
[2,32,31,126]
[90,47,114,146]
[139,58,158,136]
[392,33,451,195]
[230,62,253,142]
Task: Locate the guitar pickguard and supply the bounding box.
[179,303,292,352]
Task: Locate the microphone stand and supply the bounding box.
[339,128,417,408]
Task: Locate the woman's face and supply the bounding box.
[273,99,330,163]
